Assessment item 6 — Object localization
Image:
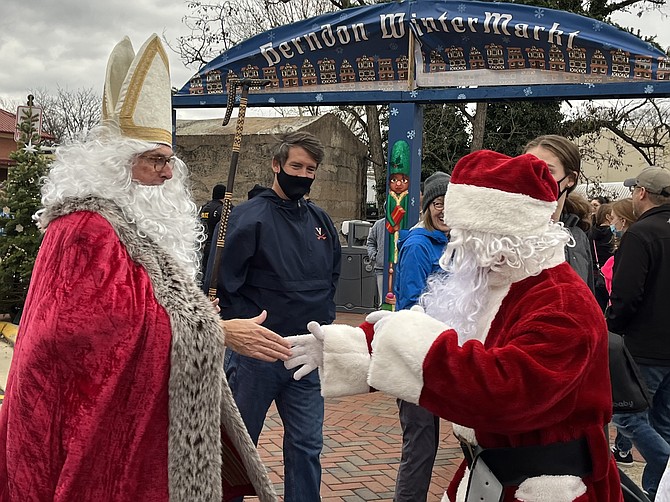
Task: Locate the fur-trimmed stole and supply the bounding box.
[39,197,277,502]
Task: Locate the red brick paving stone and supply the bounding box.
[241,312,461,501]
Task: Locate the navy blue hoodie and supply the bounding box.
[208,189,341,336]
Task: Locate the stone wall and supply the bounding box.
[175,113,368,236]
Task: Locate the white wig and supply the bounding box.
[38,124,205,280]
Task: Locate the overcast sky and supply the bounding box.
[1,0,669,120]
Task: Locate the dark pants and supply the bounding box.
[394,399,440,502]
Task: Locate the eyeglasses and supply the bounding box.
[628,184,640,193]
[431,200,444,210]
[139,154,176,170]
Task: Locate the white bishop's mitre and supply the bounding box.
[102,34,172,146]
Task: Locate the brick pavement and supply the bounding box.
[245,311,463,502]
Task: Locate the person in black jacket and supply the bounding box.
[608,165,670,499]
[209,131,341,502]
[198,183,226,276]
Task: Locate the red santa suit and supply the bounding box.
[307,151,621,502]
[0,198,276,501]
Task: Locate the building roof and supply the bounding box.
[0,109,16,135]
[176,115,321,136]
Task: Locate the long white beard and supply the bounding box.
[123,183,202,280]
[421,250,491,345]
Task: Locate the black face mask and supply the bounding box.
[555,174,571,200]
[276,165,314,200]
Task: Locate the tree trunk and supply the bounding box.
[470,102,488,152]
[365,104,386,210]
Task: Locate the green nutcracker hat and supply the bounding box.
[389,140,411,176]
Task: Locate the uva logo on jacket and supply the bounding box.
[315,227,327,240]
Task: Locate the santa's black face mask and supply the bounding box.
[276,165,314,200]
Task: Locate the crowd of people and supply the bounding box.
[1,32,670,502]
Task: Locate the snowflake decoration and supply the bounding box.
[417,148,422,157]
[268,31,275,41]
[436,45,444,52]
[461,35,470,42]
[457,3,466,13]
[593,21,603,32]
[644,85,654,94]
[391,107,399,116]
[502,36,511,44]
[602,42,612,50]
[411,197,416,207]
[523,86,533,96]
[316,93,324,102]
[410,90,418,98]
[15,224,24,233]
[23,140,38,154]
[235,95,241,103]
[407,130,416,140]
[336,47,344,54]
[534,8,545,18]
[220,54,228,62]
[268,97,276,104]
[457,93,467,100]
[199,100,207,106]
[584,82,595,88]
[390,43,399,51]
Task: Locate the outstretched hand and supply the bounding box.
[284,321,325,380]
[221,310,292,362]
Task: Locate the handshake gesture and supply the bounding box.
[284,308,422,380]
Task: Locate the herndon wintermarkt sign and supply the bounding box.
[173,0,670,106]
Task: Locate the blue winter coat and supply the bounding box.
[393,227,448,311]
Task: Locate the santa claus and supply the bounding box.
[286,150,621,501]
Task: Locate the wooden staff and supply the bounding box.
[207,78,270,301]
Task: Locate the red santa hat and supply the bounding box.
[444,150,558,237]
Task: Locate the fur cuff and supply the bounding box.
[320,324,371,398]
[515,476,586,501]
[368,310,451,404]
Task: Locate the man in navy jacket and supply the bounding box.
[211,131,341,502]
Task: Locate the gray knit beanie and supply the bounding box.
[422,171,450,212]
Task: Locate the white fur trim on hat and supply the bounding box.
[515,475,586,501]
[320,324,371,398]
[368,310,453,404]
[445,183,556,237]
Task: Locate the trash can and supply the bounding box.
[335,220,377,313]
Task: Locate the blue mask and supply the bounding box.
[610,224,623,238]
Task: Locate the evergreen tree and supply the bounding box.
[0,109,50,315]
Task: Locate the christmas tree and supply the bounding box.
[0,104,50,316]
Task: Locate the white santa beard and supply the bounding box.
[420,224,570,345]
[124,183,202,280]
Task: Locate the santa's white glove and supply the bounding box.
[284,321,325,381]
[365,305,425,333]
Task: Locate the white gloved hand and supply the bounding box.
[284,321,325,380]
[365,305,425,334]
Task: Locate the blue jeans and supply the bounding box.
[225,350,324,502]
[613,364,670,498]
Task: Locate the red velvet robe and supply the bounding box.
[0,211,172,500]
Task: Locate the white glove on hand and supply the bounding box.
[365,305,425,334]
[284,321,325,381]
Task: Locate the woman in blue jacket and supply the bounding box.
[392,171,450,502]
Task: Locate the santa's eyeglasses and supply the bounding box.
[139,154,176,170]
